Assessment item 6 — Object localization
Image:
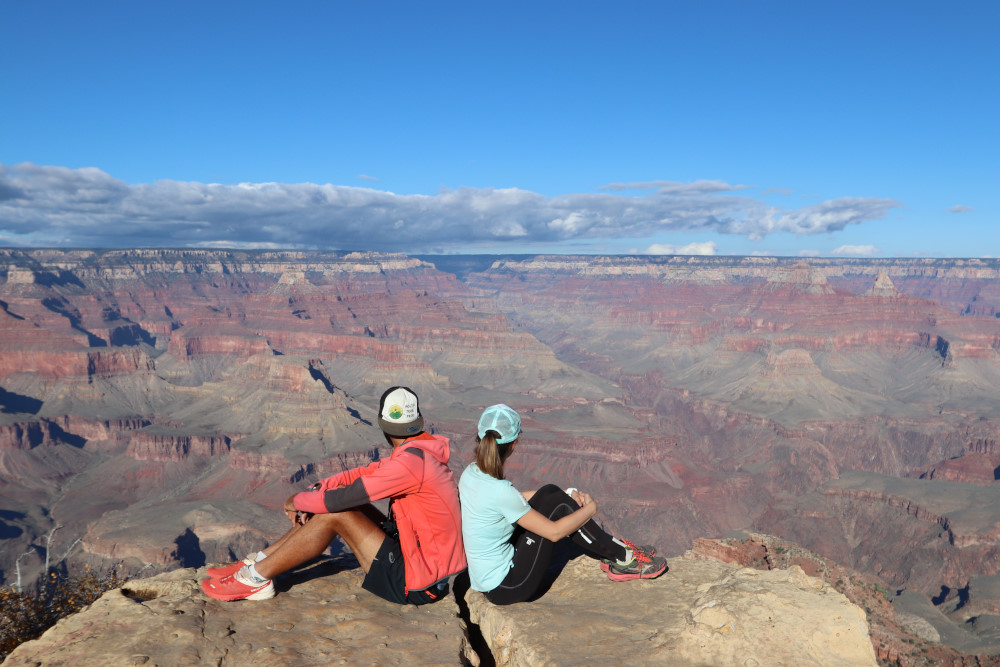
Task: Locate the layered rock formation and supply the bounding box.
[0,249,614,589]
[456,254,1000,657]
[3,249,1000,660]
[758,472,1000,594]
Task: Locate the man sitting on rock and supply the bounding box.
[201,386,466,604]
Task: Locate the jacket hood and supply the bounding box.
[397,432,451,465]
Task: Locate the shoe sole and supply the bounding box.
[601,560,668,582]
[200,577,276,601]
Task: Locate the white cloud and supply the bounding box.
[769,198,899,235]
[831,244,880,257]
[949,204,973,213]
[643,241,718,255]
[359,174,379,182]
[797,249,822,257]
[0,162,903,252]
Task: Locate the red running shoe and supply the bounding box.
[206,554,258,578]
[201,571,275,601]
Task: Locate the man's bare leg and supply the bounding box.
[258,503,385,559]
[258,517,314,556]
[254,509,386,579]
[258,524,300,557]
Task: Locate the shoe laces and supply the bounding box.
[621,538,650,557]
[620,539,652,564]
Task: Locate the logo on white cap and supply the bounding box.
[382,388,418,422]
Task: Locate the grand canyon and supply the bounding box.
[2,248,1000,660]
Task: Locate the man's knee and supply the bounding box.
[309,506,383,533]
[309,510,355,528]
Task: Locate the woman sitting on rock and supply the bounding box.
[459,404,667,605]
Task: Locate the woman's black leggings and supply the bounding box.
[484,484,627,605]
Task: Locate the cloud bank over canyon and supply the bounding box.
[0,163,900,253]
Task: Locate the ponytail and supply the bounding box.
[475,430,512,479]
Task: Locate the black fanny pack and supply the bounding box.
[382,499,400,540]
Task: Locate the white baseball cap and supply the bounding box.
[378,386,424,436]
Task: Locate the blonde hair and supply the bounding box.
[475,430,514,479]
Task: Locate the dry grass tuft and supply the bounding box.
[0,565,127,661]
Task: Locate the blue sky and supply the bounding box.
[1,1,996,256]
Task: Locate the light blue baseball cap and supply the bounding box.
[477,404,522,445]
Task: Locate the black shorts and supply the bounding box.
[361,535,449,605]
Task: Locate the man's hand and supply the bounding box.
[283,494,312,526]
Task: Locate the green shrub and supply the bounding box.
[0,565,126,661]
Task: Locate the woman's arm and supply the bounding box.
[515,492,597,542]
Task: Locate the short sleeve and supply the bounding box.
[493,482,530,524]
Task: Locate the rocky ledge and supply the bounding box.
[3,559,470,667]
[466,554,874,666]
[5,547,876,666]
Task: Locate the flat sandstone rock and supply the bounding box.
[5,560,469,666]
[465,554,877,666]
[7,553,876,666]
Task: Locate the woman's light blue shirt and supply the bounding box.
[458,463,530,592]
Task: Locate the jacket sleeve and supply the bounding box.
[292,460,381,514]
[293,449,425,514]
[318,460,382,491]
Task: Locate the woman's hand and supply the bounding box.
[517,489,598,541]
[570,490,598,518]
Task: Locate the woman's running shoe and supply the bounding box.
[602,553,668,582]
[618,539,656,558]
[602,539,659,574]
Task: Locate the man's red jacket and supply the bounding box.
[293,432,466,594]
